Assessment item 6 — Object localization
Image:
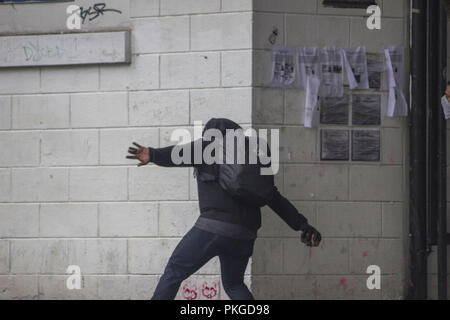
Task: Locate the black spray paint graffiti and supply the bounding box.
[79,3,122,24]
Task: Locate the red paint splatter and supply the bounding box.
[201,281,218,299]
[339,278,347,289]
[362,251,368,258]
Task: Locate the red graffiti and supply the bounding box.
[362,251,368,258]
[182,282,198,300]
[201,281,218,299]
[339,278,347,289]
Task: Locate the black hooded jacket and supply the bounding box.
[148,118,308,238]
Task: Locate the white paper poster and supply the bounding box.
[319,47,344,97]
[384,47,408,117]
[270,47,296,88]
[441,95,450,119]
[304,75,321,128]
[298,47,320,90]
[342,47,369,90]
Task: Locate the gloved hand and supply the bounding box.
[299,223,321,247]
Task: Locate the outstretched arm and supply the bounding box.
[127,139,206,167]
[267,187,321,246]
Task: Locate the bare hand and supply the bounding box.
[126,142,150,167]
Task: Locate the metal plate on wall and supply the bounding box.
[352,130,380,161]
[321,129,349,161]
[352,94,381,125]
[320,95,349,125]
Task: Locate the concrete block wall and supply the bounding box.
[0,0,252,300]
[251,0,410,299]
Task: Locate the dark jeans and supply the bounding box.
[151,226,255,300]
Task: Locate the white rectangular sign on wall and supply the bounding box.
[0,31,131,67]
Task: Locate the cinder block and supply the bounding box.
[12,168,68,202]
[251,275,316,299]
[350,166,403,201]
[252,238,283,275]
[160,53,220,89]
[161,0,220,15]
[40,203,98,237]
[317,16,350,47]
[0,276,38,299]
[190,88,252,124]
[221,0,252,12]
[284,165,349,201]
[38,275,98,300]
[129,166,189,200]
[127,275,159,299]
[41,130,99,166]
[132,16,189,54]
[99,202,158,237]
[100,128,159,165]
[382,202,403,238]
[69,167,127,201]
[382,128,403,164]
[286,14,318,47]
[0,169,10,202]
[317,2,371,15]
[0,132,40,167]
[279,126,317,163]
[350,17,404,52]
[253,88,284,124]
[0,204,39,237]
[159,202,199,236]
[284,238,349,274]
[254,0,316,13]
[159,126,194,148]
[0,240,9,273]
[0,68,40,94]
[100,54,159,91]
[285,90,306,125]
[41,66,99,93]
[196,256,222,275]
[259,201,315,238]
[10,239,127,274]
[191,13,252,51]
[129,90,189,126]
[317,202,382,237]
[253,50,272,86]
[128,238,179,274]
[130,0,159,17]
[253,13,284,49]
[189,168,199,200]
[71,92,128,128]
[382,0,405,18]
[382,274,405,300]
[222,50,252,87]
[12,94,69,129]
[316,275,381,300]
[349,239,403,274]
[97,275,160,300]
[0,96,11,129]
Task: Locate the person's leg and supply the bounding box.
[151,227,220,300]
[219,238,255,300]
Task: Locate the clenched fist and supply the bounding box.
[126,142,150,167]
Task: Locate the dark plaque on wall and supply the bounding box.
[367,59,383,90]
[320,95,349,125]
[352,94,381,125]
[321,129,349,161]
[352,130,380,161]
